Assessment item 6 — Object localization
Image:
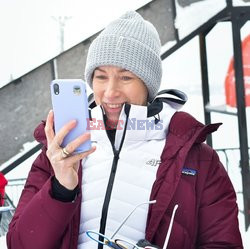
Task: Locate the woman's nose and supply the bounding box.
[104,78,120,99]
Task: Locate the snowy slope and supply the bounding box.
[175,0,227,39]
[233,0,250,6]
[0,0,152,88]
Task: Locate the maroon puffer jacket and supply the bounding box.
[7,111,243,249]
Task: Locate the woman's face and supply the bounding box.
[92,65,148,125]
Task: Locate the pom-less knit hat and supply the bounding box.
[84,11,162,101]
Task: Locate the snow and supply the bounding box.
[0,206,14,212]
[175,0,227,39]
[0,141,39,175]
[0,236,7,248]
[161,20,250,247]
[161,40,177,54]
[1,0,250,248]
[0,0,152,88]
[1,33,250,248]
[233,0,250,6]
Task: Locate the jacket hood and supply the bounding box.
[169,111,222,144]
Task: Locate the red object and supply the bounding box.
[225,34,250,107]
[0,172,8,206]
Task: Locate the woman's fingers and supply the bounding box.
[45,117,95,189]
[45,110,55,145]
[54,119,77,146]
[45,109,95,171]
[45,110,91,155]
[63,133,91,155]
[64,146,96,165]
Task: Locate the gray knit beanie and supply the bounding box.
[84,11,162,101]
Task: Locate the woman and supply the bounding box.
[7,11,242,249]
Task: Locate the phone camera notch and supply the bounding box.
[53,83,60,95]
[73,85,81,96]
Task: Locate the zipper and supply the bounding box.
[98,106,130,249]
[98,150,119,249]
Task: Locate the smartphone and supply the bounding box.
[50,79,91,153]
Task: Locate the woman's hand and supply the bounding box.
[45,110,96,190]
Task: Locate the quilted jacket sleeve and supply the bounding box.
[6,147,81,249]
[197,150,243,248]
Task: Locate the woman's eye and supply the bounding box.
[121,76,132,81]
[95,75,107,80]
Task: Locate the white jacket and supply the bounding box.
[78,90,187,248]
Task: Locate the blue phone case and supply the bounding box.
[50,79,91,153]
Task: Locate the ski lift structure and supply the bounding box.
[162,0,250,230]
[201,1,250,231]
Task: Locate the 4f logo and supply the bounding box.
[146,159,161,167]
